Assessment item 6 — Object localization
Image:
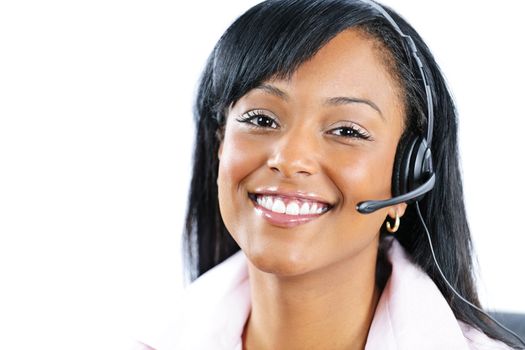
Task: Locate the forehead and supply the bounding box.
[247,28,404,121]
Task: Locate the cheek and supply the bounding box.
[331,141,398,207]
[217,131,266,237]
[218,129,267,187]
[310,143,398,265]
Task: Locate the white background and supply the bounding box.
[1,1,523,349]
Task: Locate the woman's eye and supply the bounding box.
[236,110,279,129]
[329,126,371,140]
[252,115,277,128]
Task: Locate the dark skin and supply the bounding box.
[217,29,408,350]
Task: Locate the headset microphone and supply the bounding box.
[356,174,435,214]
[356,132,436,214]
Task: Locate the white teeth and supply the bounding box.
[285,202,300,215]
[299,202,310,215]
[255,195,328,215]
[271,198,286,213]
[263,196,273,211]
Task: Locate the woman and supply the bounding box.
[144,0,523,349]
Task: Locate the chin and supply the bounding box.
[244,245,316,277]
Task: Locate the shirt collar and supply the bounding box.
[365,237,469,350]
[155,238,471,350]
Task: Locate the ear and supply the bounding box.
[387,202,407,219]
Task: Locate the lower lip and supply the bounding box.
[251,198,329,228]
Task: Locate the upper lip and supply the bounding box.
[249,187,335,206]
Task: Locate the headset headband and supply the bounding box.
[359,0,434,144]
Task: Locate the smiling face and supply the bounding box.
[217,29,407,277]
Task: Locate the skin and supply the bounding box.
[217,28,408,350]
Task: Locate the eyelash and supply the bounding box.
[330,124,372,140]
[235,110,279,129]
[235,110,372,140]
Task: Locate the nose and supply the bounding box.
[266,128,320,178]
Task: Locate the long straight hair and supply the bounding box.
[182,0,520,347]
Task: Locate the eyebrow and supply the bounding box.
[254,83,384,119]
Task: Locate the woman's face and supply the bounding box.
[217,29,407,276]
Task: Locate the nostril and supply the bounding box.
[270,166,312,177]
[267,151,318,177]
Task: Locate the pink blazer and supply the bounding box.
[140,238,512,349]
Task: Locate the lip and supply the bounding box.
[248,193,332,228]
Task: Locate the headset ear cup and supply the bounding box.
[408,136,433,201]
[407,137,424,192]
[392,134,417,197]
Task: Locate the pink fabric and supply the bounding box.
[141,238,512,349]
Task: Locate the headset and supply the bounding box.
[355,0,435,214]
[355,0,525,347]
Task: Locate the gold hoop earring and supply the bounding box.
[386,212,400,233]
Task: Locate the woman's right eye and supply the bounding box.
[235,110,279,129]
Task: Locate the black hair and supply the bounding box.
[182,0,521,348]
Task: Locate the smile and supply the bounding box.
[248,193,333,228]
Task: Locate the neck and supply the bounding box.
[242,245,382,350]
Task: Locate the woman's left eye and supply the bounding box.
[328,125,371,140]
